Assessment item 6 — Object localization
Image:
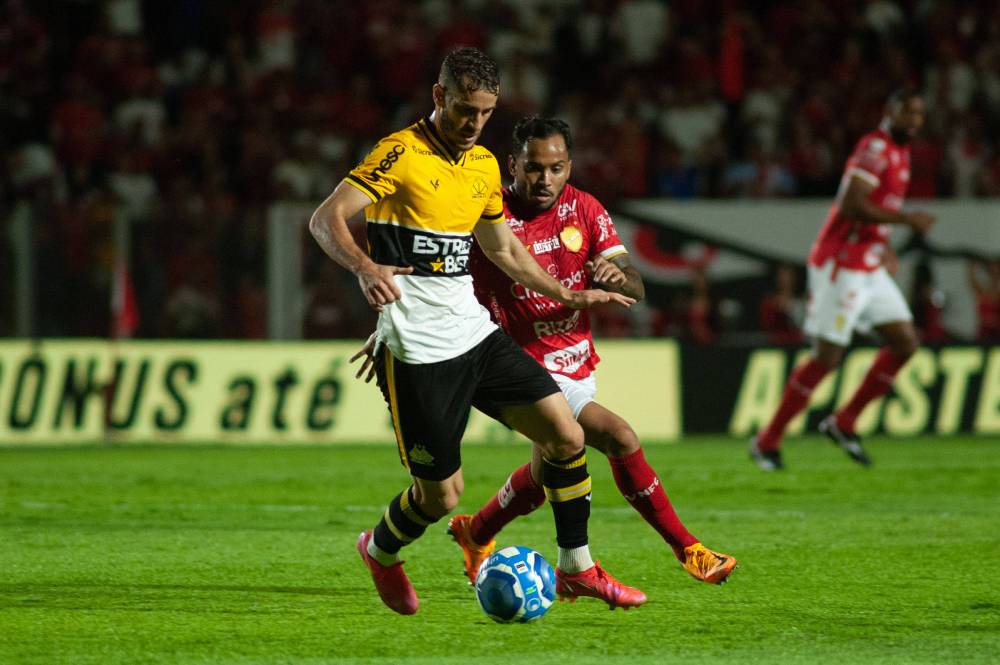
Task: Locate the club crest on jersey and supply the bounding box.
[560,226,583,252]
[471,178,489,198]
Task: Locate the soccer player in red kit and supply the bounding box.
[749,90,936,471]
[447,116,736,589]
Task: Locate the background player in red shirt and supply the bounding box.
[355,116,736,588]
[749,90,936,471]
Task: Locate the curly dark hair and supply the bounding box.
[438,46,500,96]
[511,116,573,156]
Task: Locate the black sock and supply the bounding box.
[542,450,591,548]
[372,486,436,554]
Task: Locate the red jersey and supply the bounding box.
[469,184,627,380]
[809,128,911,271]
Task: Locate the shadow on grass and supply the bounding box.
[0,582,348,597]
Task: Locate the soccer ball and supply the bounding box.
[474,545,556,623]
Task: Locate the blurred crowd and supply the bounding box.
[2,0,999,340]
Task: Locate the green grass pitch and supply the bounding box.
[1,436,998,664]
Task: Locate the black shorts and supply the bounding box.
[374,329,560,480]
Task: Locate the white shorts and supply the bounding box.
[551,373,597,420]
[803,260,912,346]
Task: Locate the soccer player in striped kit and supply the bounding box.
[312,48,641,615]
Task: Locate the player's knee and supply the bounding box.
[891,330,919,359]
[418,489,461,519]
[412,480,463,519]
[604,423,640,457]
[541,420,585,460]
[814,348,843,368]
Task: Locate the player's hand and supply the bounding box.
[564,289,635,309]
[585,256,626,287]
[906,211,936,234]
[357,263,414,312]
[348,333,378,383]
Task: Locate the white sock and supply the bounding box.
[557,545,594,573]
[368,536,400,567]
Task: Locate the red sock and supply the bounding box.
[757,358,831,451]
[835,347,908,433]
[609,448,696,561]
[470,463,545,545]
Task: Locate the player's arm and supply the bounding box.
[473,218,635,309]
[882,242,900,276]
[308,182,413,312]
[840,175,935,233]
[587,254,645,301]
[968,261,986,295]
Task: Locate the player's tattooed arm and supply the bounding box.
[585,255,644,301]
[474,219,635,309]
[841,176,935,233]
[611,255,645,301]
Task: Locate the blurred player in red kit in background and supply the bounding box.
[750,90,936,471]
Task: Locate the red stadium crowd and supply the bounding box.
[2,0,999,340]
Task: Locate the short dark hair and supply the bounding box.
[439,47,499,96]
[887,87,921,109]
[511,116,573,156]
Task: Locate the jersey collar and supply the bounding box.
[417,117,464,165]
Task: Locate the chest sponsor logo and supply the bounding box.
[412,235,472,255]
[559,226,583,253]
[532,236,561,255]
[471,178,489,198]
[533,311,581,337]
[557,200,577,219]
[542,339,591,374]
[411,234,472,275]
[512,269,586,313]
[369,145,405,182]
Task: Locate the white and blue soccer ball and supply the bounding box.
[474,545,556,623]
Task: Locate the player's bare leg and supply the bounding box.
[822,320,917,466]
[751,338,841,470]
[579,402,736,584]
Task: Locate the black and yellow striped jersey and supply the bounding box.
[343,117,505,363]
